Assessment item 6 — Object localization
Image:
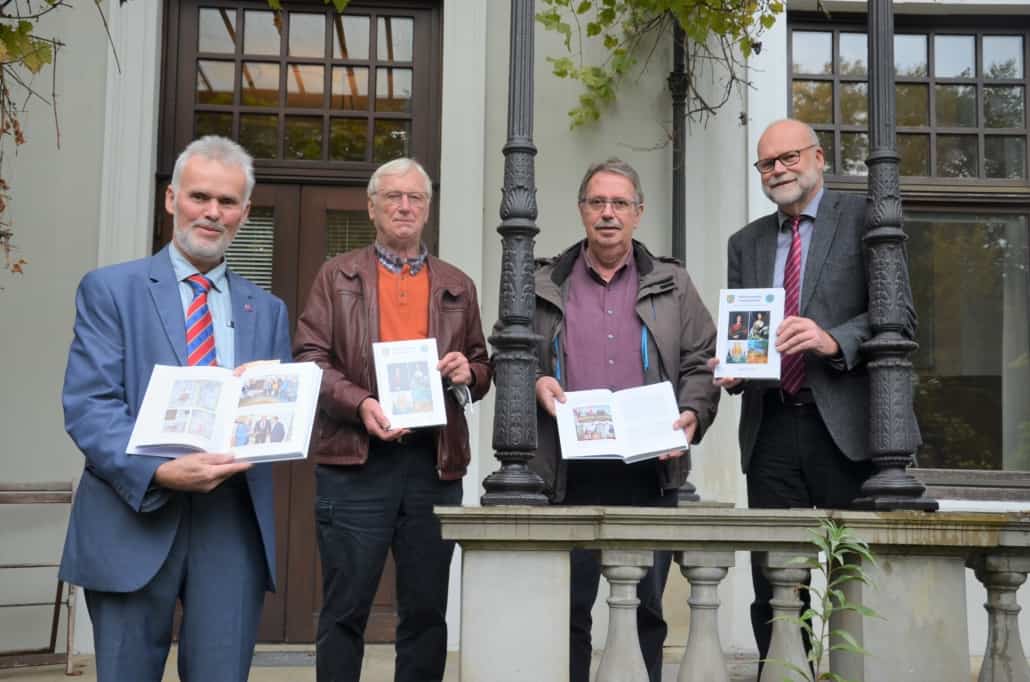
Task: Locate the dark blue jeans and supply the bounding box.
[563,460,677,682]
[314,438,462,682]
[747,391,873,669]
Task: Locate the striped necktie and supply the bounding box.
[185,274,217,366]
[780,215,804,395]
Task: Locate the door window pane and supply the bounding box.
[936,135,978,177]
[241,62,280,107]
[898,134,930,176]
[330,119,368,161]
[195,112,233,139]
[289,13,326,58]
[984,36,1023,79]
[240,114,278,159]
[905,213,1030,470]
[332,66,370,110]
[935,35,976,78]
[333,15,370,59]
[985,136,1027,179]
[285,116,324,160]
[792,81,833,124]
[377,17,414,62]
[840,82,867,126]
[792,31,832,75]
[816,130,834,175]
[984,86,1025,128]
[225,207,275,291]
[895,34,928,77]
[327,210,376,258]
[197,60,235,105]
[199,8,237,54]
[243,10,280,56]
[897,84,929,126]
[287,65,325,108]
[935,85,976,127]
[839,32,867,76]
[840,132,868,176]
[373,120,410,163]
[375,68,412,113]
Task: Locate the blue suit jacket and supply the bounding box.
[59,246,292,593]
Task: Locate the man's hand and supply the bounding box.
[707,357,744,391]
[535,376,566,417]
[659,410,697,460]
[358,397,410,441]
[437,352,472,386]
[153,453,253,493]
[777,316,839,357]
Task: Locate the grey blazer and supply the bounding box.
[727,189,918,473]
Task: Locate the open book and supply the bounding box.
[555,381,688,464]
[127,362,323,463]
[372,338,448,429]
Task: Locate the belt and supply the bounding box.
[764,388,817,411]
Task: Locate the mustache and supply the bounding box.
[593,220,621,229]
[189,220,227,233]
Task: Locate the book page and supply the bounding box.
[372,339,447,429]
[713,288,785,380]
[612,381,688,460]
[127,365,237,456]
[229,362,322,461]
[555,389,623,460]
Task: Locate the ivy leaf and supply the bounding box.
[586,21,603,37]
[575,1,592,13]
[21,40,53,74]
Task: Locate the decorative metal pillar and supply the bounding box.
[853,0,937,511]
[481,0,548,506]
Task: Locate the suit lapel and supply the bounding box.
[800,190,841,315]
[230,271,257,365]
[148,247,188,365]
[755,214,779,288]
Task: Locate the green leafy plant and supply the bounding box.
[536,0,784,128]
[776,519,881,682]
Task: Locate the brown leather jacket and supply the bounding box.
[293,245,492,478]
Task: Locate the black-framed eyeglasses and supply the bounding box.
[753,144,818,174]
[578,196,639,213]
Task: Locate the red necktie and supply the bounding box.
[185,275,217,366]
[780,216,804,395]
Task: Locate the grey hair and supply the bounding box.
[367,158,433,201]
[170,135,256,204]
[577,158,644,205]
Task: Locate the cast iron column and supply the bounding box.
[853,0,937,511]
[667,23,700,504]
[481,0,548,505]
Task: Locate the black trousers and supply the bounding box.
[563,460,677,682]
[314,438,462,682]
[747,390,873,668]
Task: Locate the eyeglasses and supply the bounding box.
[579,196,639,213]
[376,191,429,208]
[753,144,818,174]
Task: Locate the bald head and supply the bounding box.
[756,119,824,216]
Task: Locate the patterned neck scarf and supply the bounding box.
[374,241,429,275]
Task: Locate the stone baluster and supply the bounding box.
[676,550,735,682]
[759,551,814,682]
[596,549,653,682]
[968,552,1030,682]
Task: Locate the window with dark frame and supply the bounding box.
[789,16,1030,478]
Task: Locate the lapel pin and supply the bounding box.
[244,303,254,313]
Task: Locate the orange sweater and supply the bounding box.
[377,261,429,341]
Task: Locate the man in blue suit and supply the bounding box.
[59,135,292,681]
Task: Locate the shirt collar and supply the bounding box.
[169,242,228,292]
[581,242,634,282]
[375,241,429,275]
[777,187,825,230]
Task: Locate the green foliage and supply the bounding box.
[773,519,881,682]
[536,0,784,128]
[266,0,350,12]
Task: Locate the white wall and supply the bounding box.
[0,0,111,652]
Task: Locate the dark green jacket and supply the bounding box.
[531,240,720,502]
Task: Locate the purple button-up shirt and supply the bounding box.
[563,246,645,392]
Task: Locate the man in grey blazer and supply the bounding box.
[712,119,917,664]
[60,136,292,681]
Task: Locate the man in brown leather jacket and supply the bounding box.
[293,158,491,682]
[533,158,720,682]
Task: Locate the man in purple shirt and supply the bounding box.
[531,158,721,682]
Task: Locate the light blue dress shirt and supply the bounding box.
[169,243,236,369]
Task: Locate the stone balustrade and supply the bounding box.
[437,506,1030,682]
